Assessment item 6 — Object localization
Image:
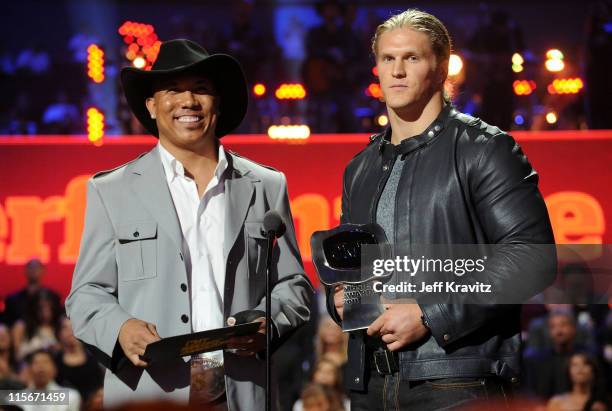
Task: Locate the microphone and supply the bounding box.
[263,210,286,238]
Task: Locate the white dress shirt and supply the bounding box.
[158,142,227,362]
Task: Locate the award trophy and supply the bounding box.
[311,223,392,332]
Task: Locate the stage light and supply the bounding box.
[513,80,536,96]
[514,115,525,126]
[448,54,463,76]
[545,49,565,72]
[545,59,565,72]
[133,57,146,69]
[119,21,155,38]
[376,115,389,127]
[546,49,564,60]
[547,78,584,95]
[274,84,306,100]
[87,44,104,83]
[512,53,524,66]
[253,83,266,97]
[87,108,105,143]
[372,66,378,77]
[512,52,524,73]
[142,41,161,68]
[545,111,558,124]
[267,125,310,139]
[365,83,382,99]
[119,20,160,69]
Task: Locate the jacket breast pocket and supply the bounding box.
[117,221,158,281]
[244,221,267,279]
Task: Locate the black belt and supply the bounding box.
[368,348,399,375]
[366,356,515,397]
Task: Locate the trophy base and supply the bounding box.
[341,283,384,332]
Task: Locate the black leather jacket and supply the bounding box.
[326,105,556,391]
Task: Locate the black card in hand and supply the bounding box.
[141,322,261,363]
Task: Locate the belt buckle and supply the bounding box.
[190,356,225,405]
[373,350,397,375]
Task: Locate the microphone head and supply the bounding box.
[263,210,286,237]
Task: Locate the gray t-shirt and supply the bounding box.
[376,156,405,246]
[376,156,405,298]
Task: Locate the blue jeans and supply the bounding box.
[350,372,513,411]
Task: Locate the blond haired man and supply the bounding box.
[325,9,555,410]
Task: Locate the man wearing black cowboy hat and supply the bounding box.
[66,39,313,409]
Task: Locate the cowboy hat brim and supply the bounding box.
[121,54,248,138]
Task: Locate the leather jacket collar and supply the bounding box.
[380,104,455,160]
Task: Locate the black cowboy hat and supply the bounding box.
[121,39,248,138]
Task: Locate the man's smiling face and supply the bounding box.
[146,72,219,150]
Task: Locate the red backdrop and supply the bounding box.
[1,131,611,302]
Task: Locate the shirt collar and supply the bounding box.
[158,142,228,184]
[216,145,229,182]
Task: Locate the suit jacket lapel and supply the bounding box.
[223,152,257,262]
[128,146,183,252]
[127,148,256,267]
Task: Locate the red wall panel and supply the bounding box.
[1,131,610,301]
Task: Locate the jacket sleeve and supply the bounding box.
[420,133,557,348]
[324,166,352,326]
[253,172,314,350]
[65,179,132,372]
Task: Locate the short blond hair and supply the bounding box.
[372,9,452,102]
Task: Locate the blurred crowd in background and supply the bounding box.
[1,0,611,136]
[1,258,611,410]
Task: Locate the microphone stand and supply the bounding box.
[262,210,285,411]
[264,231,275,411]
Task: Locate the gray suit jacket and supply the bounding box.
[66,146,313,410]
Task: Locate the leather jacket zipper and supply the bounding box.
[370,155,397,224]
